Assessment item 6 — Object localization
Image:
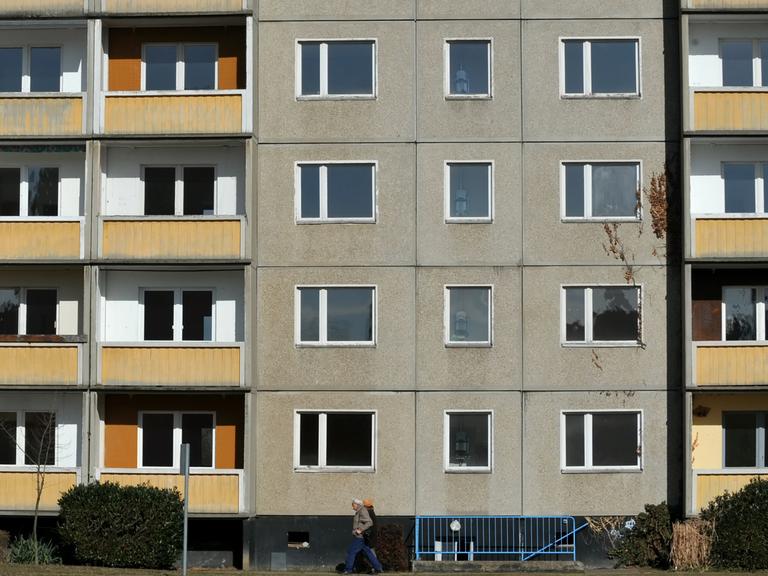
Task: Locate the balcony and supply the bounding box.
[692,90,768,132]
[99,343,243,388]
[0,220,82,261]
[0,338,83,386]
[693,470,768,511]
[96,469,243,514]
[0,95,84,137]
[692,216,768,258]
[0,469,79,512]
[99,0,246,13]
[0,0,84,17]
[102,92,245,136]
[685,0,768,8]
[694,342,768,387]
[101,217,243,260]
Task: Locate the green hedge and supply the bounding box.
[58,481,183,569]
[702,478,768,570]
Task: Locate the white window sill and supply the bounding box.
[296,342,376,348]
[297,218,376,225]
[562,217,641,223]
[562,341,643,348]
[446,218,493,224]
[561,467,642,474]
[445,341,493,348]
[297,94,376,101]
[445,467,492,474]
[561,93,641,100]
[294,467,375,473]
[445,94,493,101]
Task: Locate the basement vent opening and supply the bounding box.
[287,531,310,549]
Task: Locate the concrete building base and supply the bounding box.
[412,561,585,573]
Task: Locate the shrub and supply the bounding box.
[8,535,60,565]
[670,519,712,571]
[58,481,183,569]
[611,502,673,568]
[702,478,768,570]
[376,524,408,572]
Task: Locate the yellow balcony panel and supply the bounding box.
[0,97,83,137]
[102,0,244,13]
[98,470,241,514]
[695,471,768,511]
[0,221,81,260]
[101,345,242,387]
[695,344,768,386]
[102,219,242,260]
[104,93,243,135]
[0,0,84,16]
[689,0,768,7]
[0,343,80,386]
[694,91,768,132]
[694,217,768,258]
[0,470,78,511]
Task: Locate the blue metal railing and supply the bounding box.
[414,515,585,562]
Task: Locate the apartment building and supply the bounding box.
[682,0,768,516]
[0,0,684,570]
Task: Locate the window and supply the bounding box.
[143,44,217,91]
[444,286,492,346]
[142,289,214,341]
[296,286,375,346]
[445,40,492,98]
[0,46,60,93]
[139,411,214,468]
[721,286,768,341]
[722,163,768,214]
[444,411,492,472]
[143,166,216,216]
[0,288,57,336]
[723,412,766,468]
[296,163,375,222]
[294,411,375,471]
[563,162,640,220]
[0,411,56,466]
[561,38,640,97]
[721,40,768,87]
[298,40,375,98]
[562,411,641,471]
[445,162,493,222]
[0,167,59,217]
[563,286,640,345]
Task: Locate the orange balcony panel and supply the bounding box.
[102,0,244,12]
[689,0,768,7]
[694,91,768,131]
[695,472,768,511]
[0,221,80,260]
[694,218,768,258]
[0,0,83,16]
[696,344,768,386]
[0,345,80,386]
[98,472,240,514]
[0,97,83,137]
[104,94,242,135]
[101,345,242,387]
[102,219,241,260]
[0,471,77,511]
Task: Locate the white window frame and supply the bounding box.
[294,161,377,223]
[560,284,643,347]
[137,410,216,470]
[0,45,63,94]
[443,38,494,99]
[0,409,58,467]
[721,285,768,341]
[444,161,494,223]
[719,39,768,88]
[443,285,493,347]
[295,39,378,100]
[141,165,219,216]
[141,42,219,92]
[721,161,767,215]
[560,409,643,472]
[722,411,767,468]
[559,37,641,98]
[293,409,376,472]
[294,285,377,347]
[0,165,62,219]
[560,160,642,221]
[0,287,59,336]
[443,410,493,473]
[138,287,217,342]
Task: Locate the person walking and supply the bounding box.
[362,499,377,551]
[344,498,383,574]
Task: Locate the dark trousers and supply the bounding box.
[345,536,382,572]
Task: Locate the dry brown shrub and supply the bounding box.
[670,518,712,571]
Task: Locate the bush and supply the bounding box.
[8,535,60,565]
[702,478,768,570]
[58,481,183,569]
[611,502,673,568]
[376,524,408,572]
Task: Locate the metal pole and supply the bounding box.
[180,443,190,576]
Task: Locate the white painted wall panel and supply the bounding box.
[103,146,245,216]
[101,270,243,342]
[689,23,768,87]
[0,29,85,92]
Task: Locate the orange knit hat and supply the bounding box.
[363,499,374,507]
